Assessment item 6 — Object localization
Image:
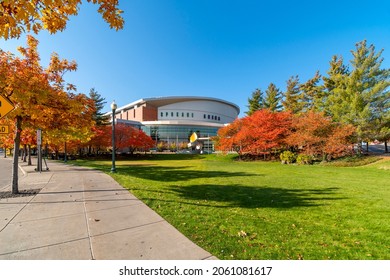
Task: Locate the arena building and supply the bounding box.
[110,96,240,151]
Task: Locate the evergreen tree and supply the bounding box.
[282,75,303,114]
[325,41,390,150]
[372,112,390,152]
[347,41,390,149]
[300,71,323,111]
[323,55,349,93]
[89,88,109,125]
[323,55,350,118]
[246,88,264,116]
[370,80,390,152]
[264,83,282,112]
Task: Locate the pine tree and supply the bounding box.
[323,55,349,93]
[246,88,264,116]
[325,41,390,151]
[282,75,303,114]
[264,83,282,112]
[89,88,109,125]
[370,78,390,152]
[323,55,350,118]
[347,41,390,149]
[300,71,323,111]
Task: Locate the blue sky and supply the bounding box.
[1,0,390,117]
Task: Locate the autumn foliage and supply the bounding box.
[0,0,124,39]
[0,35,95,147]
[216,110,292,157]
[216,109,355,161]
[0,35,98,193]
[111,123,155,154]
[286,111,356,160]
[214,118,243,154]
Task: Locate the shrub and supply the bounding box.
[280,151,296,164]
[296,154,313,165]
[157,142,168,152]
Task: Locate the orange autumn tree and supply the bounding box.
[87,125,111,155]
[110,123,154,154]
[0,0,124,39]
[285,111,356,160]
[238,109,292,157]
[127,128,155,154]
[20,127,37,165]
[1,36,55,194]
[44,92,95,158]
[216,109,292,158]
[214,117,243,154]
[0,35,93,194]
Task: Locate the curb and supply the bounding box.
[18,164,27,177]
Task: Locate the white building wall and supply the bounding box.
[158,100,237,124]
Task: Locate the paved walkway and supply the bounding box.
[0,158,216,260]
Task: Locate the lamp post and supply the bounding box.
[111,101,117,172]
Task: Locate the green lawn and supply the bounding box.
[74,154,390,260]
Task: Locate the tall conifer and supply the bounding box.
[89,88,109,125]
[300,71,323,111]
[264,83,282,112]
[282,75,303,113]
[325,41,390,151]
[323,55,350,118]
[246,88,264,116]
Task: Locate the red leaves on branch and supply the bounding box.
[216,109,292,156]
[216,109,355,160]
[111,123,155,154]
[286,111,355,159]
[238,110,292,155]
[214,118,243,153]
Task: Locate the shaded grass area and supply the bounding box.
[74,155,390,260]
[320,155,382,167]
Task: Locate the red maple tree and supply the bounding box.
[112,123,155,154]
[286,111,355,160]
[238,109,292,156]
[216,109,292,157]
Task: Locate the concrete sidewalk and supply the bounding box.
[0,159,216,260]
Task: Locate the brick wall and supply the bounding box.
[141,104,157,121]
[116,103,157,122]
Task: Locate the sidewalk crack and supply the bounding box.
[82,175,96,260]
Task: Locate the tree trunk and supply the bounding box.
[385,141,388,153]
[23,144,27,162]
[64,141,67,162]
[28,144,32,165]
[45,143,49,159]
[11,116,22,194]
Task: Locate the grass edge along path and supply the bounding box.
[73,155,390,260]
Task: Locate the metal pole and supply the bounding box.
[111,107,116,172]
[37,129,42,172]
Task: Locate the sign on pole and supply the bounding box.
[0,125,9,134]
[37,129,42,145]
[0,95,15,119]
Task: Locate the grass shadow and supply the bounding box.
[115,164,259,182]
[169,184,344,209]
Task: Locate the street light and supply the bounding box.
[111,100,117,172]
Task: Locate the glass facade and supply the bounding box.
[142,125,220,143]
